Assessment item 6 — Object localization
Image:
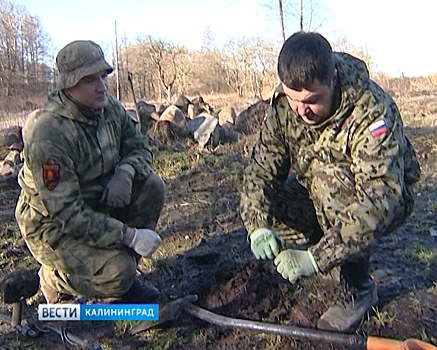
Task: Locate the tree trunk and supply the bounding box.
[300,0,304,31]
[167,84,172,102]
[279,0,286,42]
[115,21,122,101]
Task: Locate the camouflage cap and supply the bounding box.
[56,40,113,90]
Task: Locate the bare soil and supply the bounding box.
[0,103,436,349]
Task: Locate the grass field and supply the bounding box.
[0,86,436,349]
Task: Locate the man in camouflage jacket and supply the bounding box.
[15,40,165,303]
[240,32,420,332]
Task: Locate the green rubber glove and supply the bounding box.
[250,228,281,260]
[274,249,318,283]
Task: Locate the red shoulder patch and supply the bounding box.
[42,158,60,190]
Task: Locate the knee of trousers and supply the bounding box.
[94,250,137,296]
[133,173,165,209]
[38,249,138,298]
[146,173,165,203]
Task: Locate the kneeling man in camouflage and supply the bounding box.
[16,40,165,304]
[240,32,420,332]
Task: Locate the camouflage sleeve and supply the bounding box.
[311,101,419,273]
[240,97,291,237]
[113,98,154,179]
[25,127,125,250]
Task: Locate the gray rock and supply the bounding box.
[159,105,188,130]
[192,113,219,148]
[235,100,270,135]
[218,106,237,126]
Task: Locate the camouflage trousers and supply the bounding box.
[28,173,165,299]
[271,163,414,278]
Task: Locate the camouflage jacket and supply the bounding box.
[16,90,153,250]
[240,53,421,273]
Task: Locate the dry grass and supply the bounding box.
[0,111,30,129]
[396,94,437,127]
[1,83,437,349]
[198,92,256,114]
[1,75,435,130]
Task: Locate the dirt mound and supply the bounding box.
[202,261,294,321]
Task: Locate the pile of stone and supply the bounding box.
[0,125,23,177]
[0,95,269,179]
[134,94,269,149]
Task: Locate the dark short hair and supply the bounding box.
[277,32,335,90]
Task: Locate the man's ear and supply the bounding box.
[331,69,338,88]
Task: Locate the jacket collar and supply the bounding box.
[43,90,102,126]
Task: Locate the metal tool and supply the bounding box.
[184,302,437,350]
[130,294,198,334]
[0,269,103,350]
[0,269,39,326]
[131,294,437,350]
[128,71,142,133]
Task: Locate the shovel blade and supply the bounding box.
[130,294,198,334]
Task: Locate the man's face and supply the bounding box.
[283,73,337,125]
[66,70,109,110]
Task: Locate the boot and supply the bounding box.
[40,282,58,303]
[108,279,160,304]
[317,273,378,332]
[40,282,74,304]
[39,266,76,304]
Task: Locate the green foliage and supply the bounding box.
[153,148,244,186]
[372,306,397,328]
[0,223,40,273]
[138,327,183,350]
[113,320,142,337]
[153,257,176,277]
[153,149,201,179]
[409,240,437,265]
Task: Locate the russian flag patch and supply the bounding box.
[369,119,387,138]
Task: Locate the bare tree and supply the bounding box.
[0,0,20,97]
[222,39,246,96]
[130,36,188,102]
[201,26,215,52]
[332,37,374,76]
[428,74,437,88]
[262,0,330,39]
[278,0,286,42]
[114,21,121,100]
[189,48,227,96]
[222,37,279,97]
[287,0,330,32]
[0,0,52,101]
[122,40,156,100]
[247,37,278,98]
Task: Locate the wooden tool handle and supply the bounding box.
[368,337,437,350]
